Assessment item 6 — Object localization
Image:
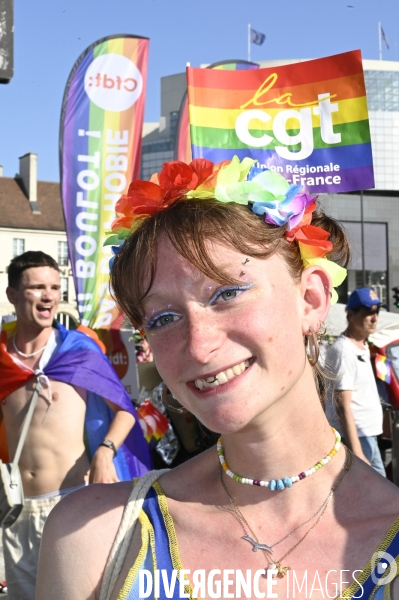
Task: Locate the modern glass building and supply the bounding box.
[141,59,399,310]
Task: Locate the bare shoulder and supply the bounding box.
[36,482,133,600]
[157,447,216,500]
[45,480,133,532]
[336,457,399,540]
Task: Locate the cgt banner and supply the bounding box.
[187,50,374,193]
[60,35,149,328]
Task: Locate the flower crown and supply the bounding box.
[105,156,347,303]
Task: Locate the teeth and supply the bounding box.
[194,359,252,390]
[208,380,219,388]
[216,372,228,384]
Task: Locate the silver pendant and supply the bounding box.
[242,535,273,554]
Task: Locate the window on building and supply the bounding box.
[60,277,68,302]
[364,70,399,111]
[58,241,69,266]
[13,238,25,257]
[56,312,78,330]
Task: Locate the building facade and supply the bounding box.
[0,153,78,326]
[141,59,399,310]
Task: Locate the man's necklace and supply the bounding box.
[13,335,48,358]
[219,445,354,578]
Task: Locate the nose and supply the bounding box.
[184,307,223,365]
[42,286,56,301]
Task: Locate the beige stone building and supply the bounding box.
[0,153,79,327]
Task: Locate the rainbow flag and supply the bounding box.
[187,50,374,194]
[0,322,151,477]
[375,354,392,384]
[137,399,170,446]
[175,60,259,163]
[60,35,149,329]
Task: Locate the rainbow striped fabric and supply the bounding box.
[0,322,151,477]
[60,35,149,329]
[375,354,392,384]
[187,50,374,194]
[176,60,259,163]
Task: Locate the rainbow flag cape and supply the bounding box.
[375,354,392,384]
[187,50,374,194]
[0,323,152,478]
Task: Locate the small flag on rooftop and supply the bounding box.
[381,25,390,49]
[250,28,266,45]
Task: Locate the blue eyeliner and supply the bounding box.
[208,283,254,305]
[146,283,254,330]
[146,311,182,330]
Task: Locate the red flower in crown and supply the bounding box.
[111,159,214,231]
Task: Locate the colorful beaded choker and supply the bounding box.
[217,427,341,491]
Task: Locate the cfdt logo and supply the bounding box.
[108,344,129,380]
[84,53,143,112]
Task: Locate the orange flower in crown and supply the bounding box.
[111,159,216,233]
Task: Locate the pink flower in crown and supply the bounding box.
[247,167,317,230]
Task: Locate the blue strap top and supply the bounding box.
[116,482,399,600]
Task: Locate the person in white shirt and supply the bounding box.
[325,287,385,476]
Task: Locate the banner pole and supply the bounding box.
[379,21,382,60]
[248,24,250,62]
[360,190,366,286]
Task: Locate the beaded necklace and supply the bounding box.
[217,427,341,491]
[13,335,48,358]
[219,445,353,578]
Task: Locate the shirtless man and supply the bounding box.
[0,251,137,600]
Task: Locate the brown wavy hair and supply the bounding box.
[110,198,350,329]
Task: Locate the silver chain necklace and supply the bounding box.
[219,462,334,553]
[218,446,353,577]
[13,335,48,358]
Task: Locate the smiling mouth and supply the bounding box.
[37,305,53,316]
[194,358,253,390]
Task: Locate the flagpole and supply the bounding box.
[248,24,251,62]
[379,21,382,60]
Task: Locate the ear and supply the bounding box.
[299,266,332,335]
[6,286,17,306]
[346,309,355,323]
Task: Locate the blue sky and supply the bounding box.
[0,0,398,182]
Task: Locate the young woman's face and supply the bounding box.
[143,238,309,434]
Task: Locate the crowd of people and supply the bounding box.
[1,158,398,600]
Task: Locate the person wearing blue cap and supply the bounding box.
[325,287,385,476]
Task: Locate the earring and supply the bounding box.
[306,327,319,367]
[161,382,187,414]
[317,321,327,341]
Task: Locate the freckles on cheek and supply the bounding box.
[146,334,171,368]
